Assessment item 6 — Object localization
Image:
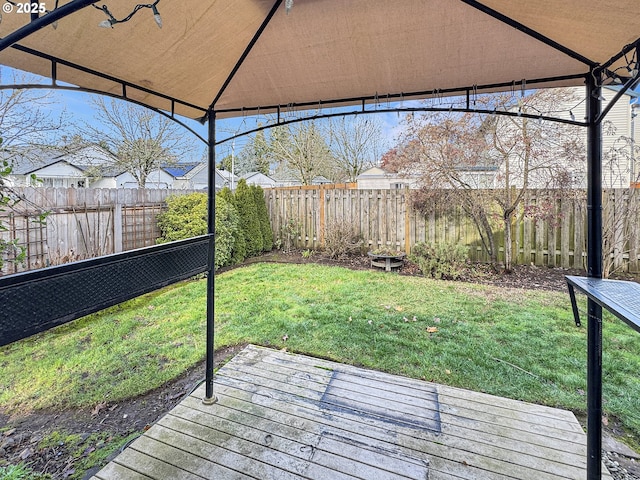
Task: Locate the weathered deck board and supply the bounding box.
[91,345,611,479]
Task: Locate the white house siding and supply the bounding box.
[242,172,276,188]
[568,86,637,188]
[114,172,142,188]
[90,177,117,189]
[357,167,416,189]
[112,170,174,189]
[30,162,88,188]
[358,177,398,189]
[185,164,209,189]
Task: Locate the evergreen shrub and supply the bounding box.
[234,179,263,256]
[251,184,273,251]
[157,191,242,270]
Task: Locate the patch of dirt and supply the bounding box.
[249,249,624,292]
[2,252,639,479]
[0,344,244,479]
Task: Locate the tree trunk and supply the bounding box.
[503,213,513,273]
[137,172,147,188]
[464,198,497,268]
[480,213,498,267]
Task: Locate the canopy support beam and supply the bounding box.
[203,110,218,405]
[0,83,208,144]
[209,0,283,111]
[214,73,586,118]
[586,70,603,480]
[0,0,99,53]
[216,104,586,147]
[594,38,640,125]
[459,0,596,67]
[7,43,207,117]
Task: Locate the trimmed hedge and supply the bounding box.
[217,187,246,264]
[234,179,263,257]
[214,193,240,269]
[157,191,242,270]
[157,193,207,242]
[252,184,273,251]
[157,185,272,270]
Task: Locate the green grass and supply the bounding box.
[2,262,640,443]
[0,280,206,411]
[0,463,50,480]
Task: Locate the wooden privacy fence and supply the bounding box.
[265,186,640,273]
[0,187,199,275]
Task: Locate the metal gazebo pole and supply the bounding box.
[586,70,603,480]
[203,110,218,405]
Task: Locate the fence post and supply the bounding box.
[113,203,123,253]
[319,186,325,247]
[404,186,411,253]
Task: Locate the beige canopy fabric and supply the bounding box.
[0,4,636,477]
[0,0,638,120]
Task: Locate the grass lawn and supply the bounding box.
[2,262,640,443]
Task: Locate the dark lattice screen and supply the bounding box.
[0,235,210,347]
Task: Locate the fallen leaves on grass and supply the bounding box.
[426,326,438,334]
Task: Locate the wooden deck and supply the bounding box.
[91,345,611,479]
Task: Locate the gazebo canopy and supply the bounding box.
[0,0,638,120]
[1,3,638,479]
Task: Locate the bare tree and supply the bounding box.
[601,122,640,277]
[80,97,197,187]
[0,77,66,162]
[0,78,67,270]
[270,121,334,185]
[325,116,385,182]
[393,88,584,271]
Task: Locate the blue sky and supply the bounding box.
[1,65,405,164]
[7,64,637,165]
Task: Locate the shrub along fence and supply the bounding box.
[265,185,640,274]
[0,187,199,275]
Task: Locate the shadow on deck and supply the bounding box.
[91,345,611,479]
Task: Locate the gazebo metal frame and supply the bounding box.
[1,2,639,478]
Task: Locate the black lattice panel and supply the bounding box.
[0,236,210,347]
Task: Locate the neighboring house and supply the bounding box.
[498,86,640,189]
[598,87,639,188]
[373,86,640,191]
[114,169,176,189]
[171,163,208,190]
[216,169,239,190]
[97,163,211,189]
[5,144,118,188]
[356,166,419,189]
[7,146,214,189]
[271,171,300,187]
[240,171,276,188]
[88,166,126,189]
[455,165,500,189]
[311,175,332,185]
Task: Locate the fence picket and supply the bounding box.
[0,187,199,275]
[264,186,639,273]
[3,186,639,276]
